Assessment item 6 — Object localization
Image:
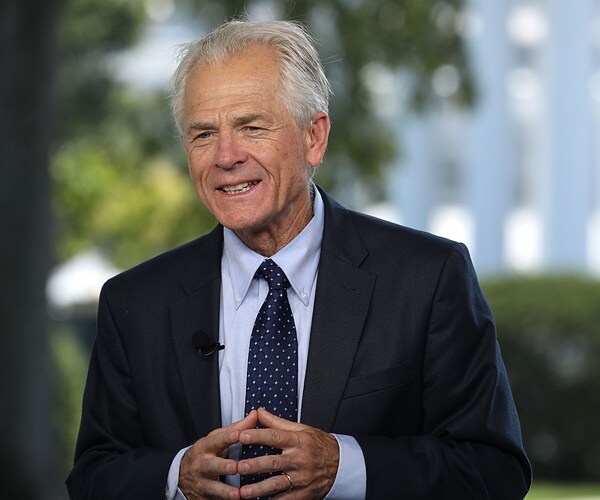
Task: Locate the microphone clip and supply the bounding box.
[192,330,225,358]
[199,342,225,358]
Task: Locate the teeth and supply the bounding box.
[221,181,256,194]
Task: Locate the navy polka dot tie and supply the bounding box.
[240,259,298,488]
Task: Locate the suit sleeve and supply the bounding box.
[66,285,177,499]
[355,243,531,499]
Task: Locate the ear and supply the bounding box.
[304,111,331,168]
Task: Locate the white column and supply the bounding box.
[538,0,595,271]
[390,114,436,231]
[465,0,515,275]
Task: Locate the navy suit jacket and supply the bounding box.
[67,189,531,499]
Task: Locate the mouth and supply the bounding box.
[219,181,259,195]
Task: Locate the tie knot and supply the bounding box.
[256,259,290,290]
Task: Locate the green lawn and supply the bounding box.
[526,482,600,499]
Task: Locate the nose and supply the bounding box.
[215,131,247,169]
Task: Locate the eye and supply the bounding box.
[193,131,214,141]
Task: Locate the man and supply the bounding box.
[67,19,531,499]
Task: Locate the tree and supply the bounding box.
[0,0,64,497]
[52,0,473,269]
[52,0,216,269]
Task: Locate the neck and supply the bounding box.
[235,185,315,257]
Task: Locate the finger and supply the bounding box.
[181,442,236,477]
[232,409,260,430]
[200,453,239,477]
[185,475,241,500]
[256,408,306,431]
[205,411,259,454]
[240,473,294,500]
[201,427,242,456]
[238,450,289,477]
[208,410,259,439]
[193,412,261,476]
[239,426,295,450]
[240,409,303,448]
[179,453,240,499]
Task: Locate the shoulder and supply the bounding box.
[102,226,223,299]
[350,209,462,259]
[320,187,462,264]
[348,209,474,280]
[351,208,453,246]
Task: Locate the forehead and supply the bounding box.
[182,44,294,132]
[186,45,282,98]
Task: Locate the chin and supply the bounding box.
[217,214,263,233]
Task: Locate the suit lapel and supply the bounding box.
[170,227,224,438]
[301,191,375,431]
[167,194,374,435]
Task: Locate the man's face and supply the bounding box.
[181,44,329,251]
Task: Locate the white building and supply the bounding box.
[381,0,600,277]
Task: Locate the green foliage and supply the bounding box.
[51,326,88,474]
[56,0,146,141]
[52,126,215,268]
[526,481,600,499]
[52,0,216,268]
[482,275,600,482]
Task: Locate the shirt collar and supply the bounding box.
[223,185,324,309]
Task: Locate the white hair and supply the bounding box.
[169,19,332,136]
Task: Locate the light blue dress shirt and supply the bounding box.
[167,187,366,499]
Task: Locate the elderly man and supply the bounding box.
[67,19,531,500]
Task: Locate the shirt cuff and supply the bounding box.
[165,446,191,500]
[325,434,366,500]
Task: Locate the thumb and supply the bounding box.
[256,407,305,430]
[233,409,259,430]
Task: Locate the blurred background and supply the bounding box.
[1,0,599,498]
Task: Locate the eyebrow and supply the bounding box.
[188,113,268,130]
[187,121,213,133]
[186,113,273,138]
[232,113,268,126]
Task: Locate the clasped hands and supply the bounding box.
[179,408,339,499]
